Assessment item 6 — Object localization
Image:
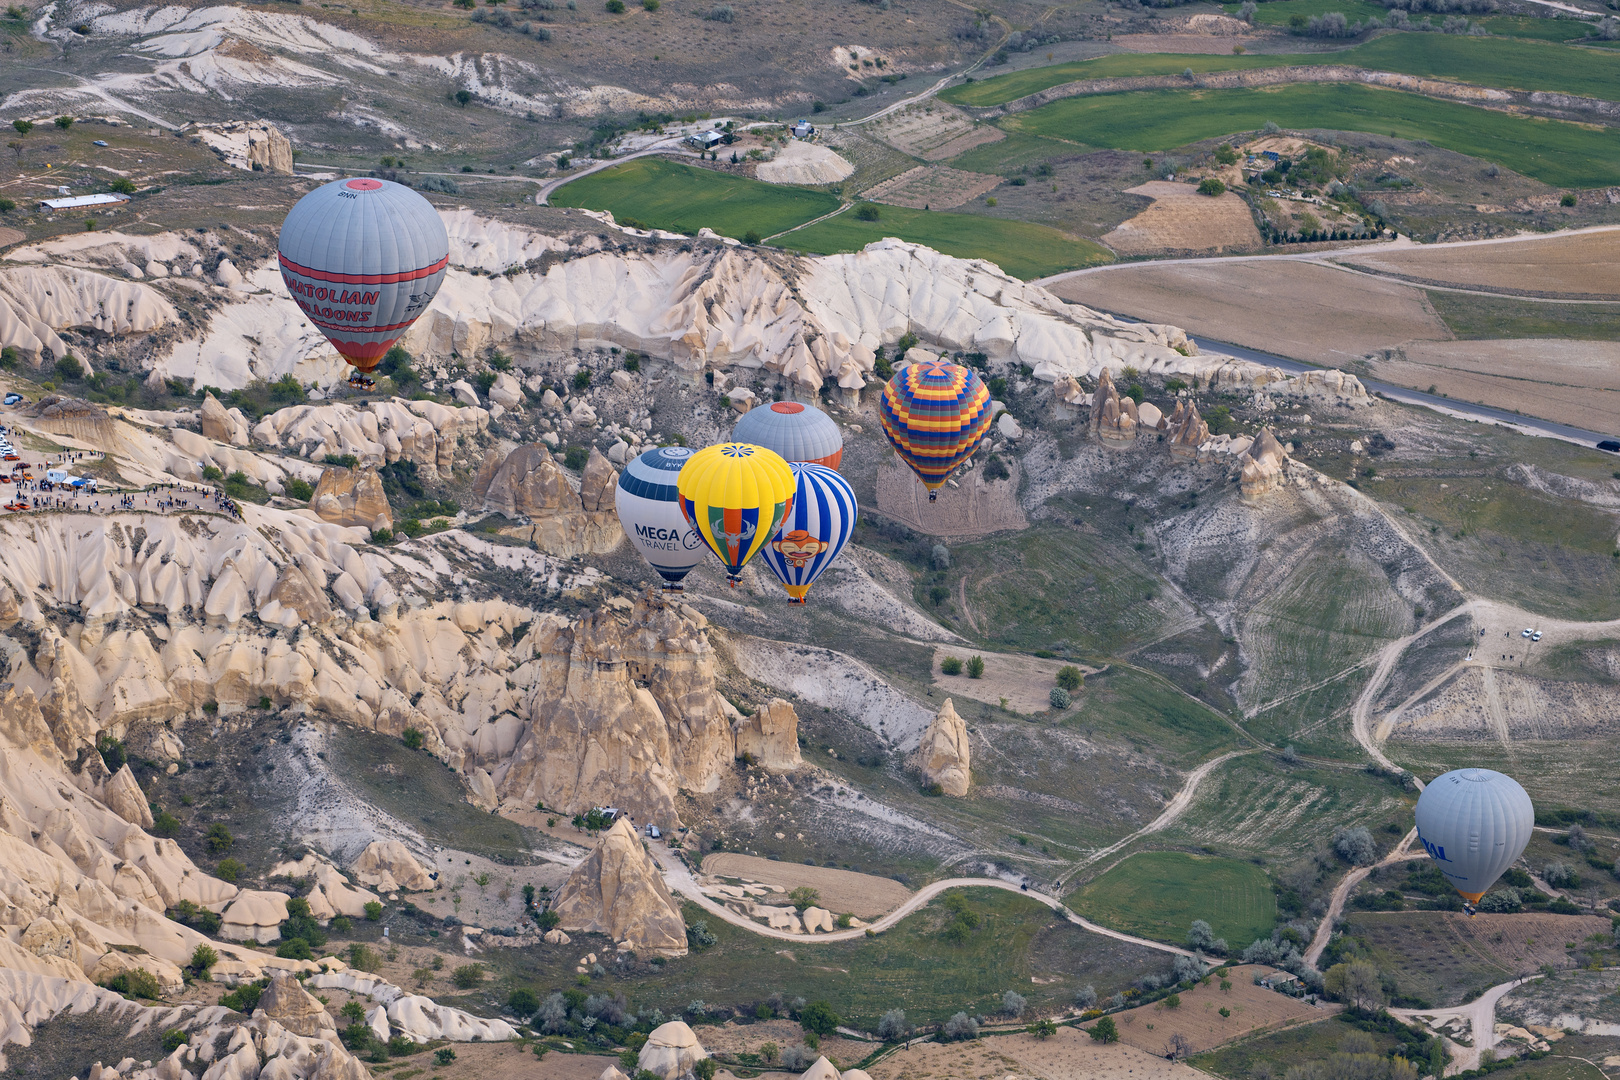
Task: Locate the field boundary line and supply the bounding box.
[763,201,851,241]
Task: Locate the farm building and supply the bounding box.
[685,131,724,150]
[791,120,815,139]
[37,193,130,211]
[1260,971,1303,995]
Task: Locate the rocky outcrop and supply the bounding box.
[220,890,288,942]
[1238,428,1289,498]
[199,392,250,446]
[259,972,338,1037]
[1167,400,1209,459]
[24,394,119,446]
[188,120,295,174]
[909,698,971,797]
[350,840,433,893]
[102,765,154,828]
[552,818,688,957]
[481,444,622,557]
[799,1059,842,1080]
[733,699,802,772]
[636,1021,709,1079]
[311,465,393,531]
[496,593,732,824]
[1089,370,1138,446]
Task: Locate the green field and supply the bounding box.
[1007,83,1620,187]
[943,34,1620,109]
[1478,15,1595,41]
[778,203,1112,280]
[1067,851,1278,949]
[1426,290,1620,341]
[550,158,840,239]
[1223,0,1390,28]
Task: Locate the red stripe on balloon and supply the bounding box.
[305,313,425,334]
[278,252,449,285]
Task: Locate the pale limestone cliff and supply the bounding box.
[909,698,971,797]
[733,699,802,772]
[637,1021,709,1079]
[478,444,623,557]
[1238,428,1289,498]
[552,818,688,957]
[311,465,393,531]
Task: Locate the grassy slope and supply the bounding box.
[778,204,1113,280]
[1006,84,1620,188]
[943,34,1620,108]
[1067,851,1278,949]
[1224,0,1397,26]
[551,158,840,238]
[1190,1015,1419,1079]
[1425,290,1620,341]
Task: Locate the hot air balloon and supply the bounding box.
[278,177,449,381]
[759,463,857,603]
[878,359,995,501]
[731,401,844,470]
[616,446,706,591]
[677,443,795,587]
[1414,768,1534,911]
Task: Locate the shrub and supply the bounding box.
[1075,984,1097,1009]
[1333,825,1377,866]
[941,656,963,676]
[331,916,352,932]
[276,937,313,960]
[1002,990,1027,1017]
[854,203,881,221]
[799,999,840,1036]
[789,886,820,910]
[402,727,424,750]
[943,1012,978,1040]
[341,1000,367,1024]
[1028,1018,1057,1038]
[161,1029,189,1053]
[1214,144,1238,165]
[877,1008,907,1041]
[215,858,243,884]
[1197,177,1226,197]
[363,901,384,921]
[966,655,985,679]
[508,987,540,1016]
[1543,861,1578,888]
[435,1048,457,1065]
[1089,1016,1119,1043]
[1164,993,1181,1008]
[283,477,313,500]
[220,979,267,1013]
[1049,686,1071,709]
[105,967,162,1000]
[1055,665,1083,691]
[1561,193,1577,207]
[151,810,181,838]
[56,353,85,381]
[452,963,485,989]
[0,199,12,213]
[98,735,126,773]
[205,823,234,855]
[189,944,219,977]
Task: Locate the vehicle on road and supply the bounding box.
[1598,440,1620,452]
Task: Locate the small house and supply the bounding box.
[37,193,130,211]
[1261,971,1303,995]
[685,130,724,151]
[791,120,814,139]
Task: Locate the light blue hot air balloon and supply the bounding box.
[615,446,706,590]
[1414,768,1534,908]
[759,463,857,603]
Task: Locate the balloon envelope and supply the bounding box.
[760,463,857,603]
[731,401,844,470]
[878,360,995,497]
[616,446,706,589]
[677,443,796,586]
[278,177,449,372]
[1414,768,1534,903]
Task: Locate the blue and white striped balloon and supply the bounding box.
[615,446,706,590]
[760,463,857,603]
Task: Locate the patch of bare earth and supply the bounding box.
[696,1017,869,1065]
[864,165,1004,209]
[1048,260,1451,366]
[930,647,1098,715]
[875,457,1028,538]
[1103,181,1263,255]
[702,853,912,918]
[867,1027,1206,1080]
[429,1042,619,1079]
[0,227,24,250]
[1111,32,1270,53]
[1335,230,1620,299]
[1111,964,1336,1057]
[1367,340,1620,435]
[869,102,1005,161]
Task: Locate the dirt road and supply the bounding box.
[1302,835,1426,968]
[1389,975,1544,1074]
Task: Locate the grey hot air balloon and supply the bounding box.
[1414,768,1533,907]
[278,177,449,376]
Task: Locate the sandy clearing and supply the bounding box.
[876,457,1028,539]
[867,1027,1205,1080]
[429,1044,620,1079]
[929,648,1097,715]
[1336,231,1620,299]
[1047,260,1450,366]
[702,853,913,918]
[1103,181,1263,255]
[0,228,23,250]
[1366,339,1620,435]
[695,1017,871,1064]
[1111,964,1333,1056]
[756,141,854,185]
[863,164,1004,210]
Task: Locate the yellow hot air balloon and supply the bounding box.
[677,443,796,587]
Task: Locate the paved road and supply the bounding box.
[1390,975,1543,1074]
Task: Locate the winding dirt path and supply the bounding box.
[1389,974,1543,1074]
[1302,833,1426,968]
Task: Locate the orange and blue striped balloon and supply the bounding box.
[676,443,796,587]
[878,360,995,500]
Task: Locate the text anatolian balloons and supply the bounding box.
[1414,768,1534,906]
[278,178,449,373]
[615,446,705,590]
[759,463,857,603]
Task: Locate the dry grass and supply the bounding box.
[864,166,1004,210]
[701,853,913,919]
[695,1017,870,1064]
[869,103,1006,162]
[1367,339,1620,434]
[1102,181,1263,255]
[428,1042,618,1078]
[1335,230,1620,299]
[1110,965,1334,1056]
[1047,260,1451,366]
[874,457,1028,539]
[928,648,1097,715]
[866,1027,1206,1080]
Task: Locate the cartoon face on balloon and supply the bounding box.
[772,529,830,569]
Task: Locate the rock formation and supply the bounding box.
[24,394,119,446]
[1167,400,1210,459]
[637,1020,709,1079]
[350,840,433,893]
[1052,375,1088,419]
[199,392,250,446]
[551,818,688,957]
[909,698,971,797]
[249,398,488,477]
[733,699,802,772]
[311,464,393,531]
[1089,370,1138,446]
[800,1059,842,1080]
[187,120,295,174]
[1238,428,1289,498]
[258,972,338,1037]
[476,444,622,556]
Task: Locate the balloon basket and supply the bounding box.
[727,577,740,588]
[787,597,806,605]
[661,584,684,593]
[927,491,938,502]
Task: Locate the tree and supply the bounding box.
[1075,984,1098,1010]
[12,119,33,136]
[877,1008,907,1041]
[1323,960,1385,1011]
[966,655,985,679]
[1089,1016,1118,1043]
[1055,665,1083,691]
[205,823,234,855]
[452,963,485,989]
[742,230,762,245]
[1002,990,1026,1018]
[941,656,963,676]
[788,886,820,911]
[694,1061,718,1080]
[800,999,840,1036]
[509,988,539,1017]
[54,115,72,130]
[55,353,84,381]
[1197,177,1226,197]
[402,727,424,750]
[1050,687,1071,709]
[943,1012,978,1040]
[854,203,880,221]
[189,944,219,978]
[1543,861,1578,888]
[1187,919,1218,951]
[1333,826,1377,866]
[1025,1017,1056,1038]
[1167,1033,1192,1060]
[363,901,383,921]
[455,89,473,106]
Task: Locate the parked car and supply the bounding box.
[646,825,661,839]
[1532,631,1542,641]
[2,393,23,406]
[1522,628,1533,637]
[1598,440,1620,453]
